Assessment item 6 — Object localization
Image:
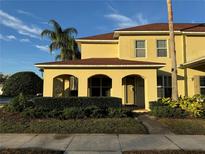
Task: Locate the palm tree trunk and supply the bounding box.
[167,0,178,100]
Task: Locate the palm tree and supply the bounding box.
[41,20,80,61]
[167,0,178,100]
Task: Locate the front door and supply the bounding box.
[125,77,136,104]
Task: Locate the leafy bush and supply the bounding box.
[4,93,33,112]
[2,71,43,96]
[150,95,205,118]
[63,107,84,119]
[108,108,134,118]
[5,95,131,119]
[31,97,122,111]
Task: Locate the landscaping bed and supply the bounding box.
[158,118,205,135]
[123,150,205,154]
[0,148,63,154]
[0,109,148,134]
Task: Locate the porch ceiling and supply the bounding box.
[179,56,205,69]
[35,58,165,69]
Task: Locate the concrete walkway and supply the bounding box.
[137,115,173,134]
[1,134,205,154]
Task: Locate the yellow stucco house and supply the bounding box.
[35,23,205,109]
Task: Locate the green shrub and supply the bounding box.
[63,107,84,119]
[150,95,205,118]
[108,108,134,118]
[150,106,187,118]
[4,93,33,112]
[21,107,36,118]
[2,71,43,96]
[31,97,122,111]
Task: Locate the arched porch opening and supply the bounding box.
[88,75,112,97]
[122,75,145,108]
[53,74,78,97]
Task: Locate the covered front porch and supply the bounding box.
[35,58,165,109]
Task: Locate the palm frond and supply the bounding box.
[49,19,62,34]
[41,29,53,37]
[55,54,61,61]
[49,41,64,51]
[63,28,78,37]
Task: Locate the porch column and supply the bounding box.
[144,70,158,110]
[78,76,88,96]
[111,77,123,99]
[43,72,53,97]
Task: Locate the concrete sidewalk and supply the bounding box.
[0,134,205,154]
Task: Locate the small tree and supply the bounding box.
[2,72,43,96]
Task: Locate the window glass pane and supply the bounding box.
[91,88,100,96]
[164,88,172,98]
[102,88,111,96]
[157,40,166,48]
[157,76,163,86]
[102,78,111,87]
[136,40,145,48]
[157,49,167,57]
[90,77,100,87]
[136,49,145,57]
[168,76,172,87]
[200,76,205,86]
[200,88,205,95]
[157,87,163,98]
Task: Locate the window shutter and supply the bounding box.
[194,76,200,94]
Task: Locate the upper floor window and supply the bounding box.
[135,40,146,57]
[157,40,167,57]
[200,76,205,95]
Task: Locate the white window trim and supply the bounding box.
[156,39,169,58]
[135,40,147,58]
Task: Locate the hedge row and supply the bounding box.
[4,94,125,119]
[31,97,122,110]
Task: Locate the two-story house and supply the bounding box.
[35,23,205,109]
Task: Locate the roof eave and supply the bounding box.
[76,39,118,43]
[35,64,165,69]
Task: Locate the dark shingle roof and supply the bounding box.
[35,58,165,66]
[78,23,205,40]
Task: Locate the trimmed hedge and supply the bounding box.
[2,72,43,96]
[31,97,122,110]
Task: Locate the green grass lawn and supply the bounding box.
[123,150,205,154]
[158,118,205,135]
[0,109,148,134]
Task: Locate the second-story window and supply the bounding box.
[136,40,146,57]
[157,40,167,57]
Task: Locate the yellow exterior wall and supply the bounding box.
[41,33,205,109]
[81,43,119,59]
[43,68,157,110]
[186,36,205,62]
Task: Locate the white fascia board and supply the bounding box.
[113,31,205,38]
[35,64,165,68]
[76,39,118,43]
[113,31,182,38]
